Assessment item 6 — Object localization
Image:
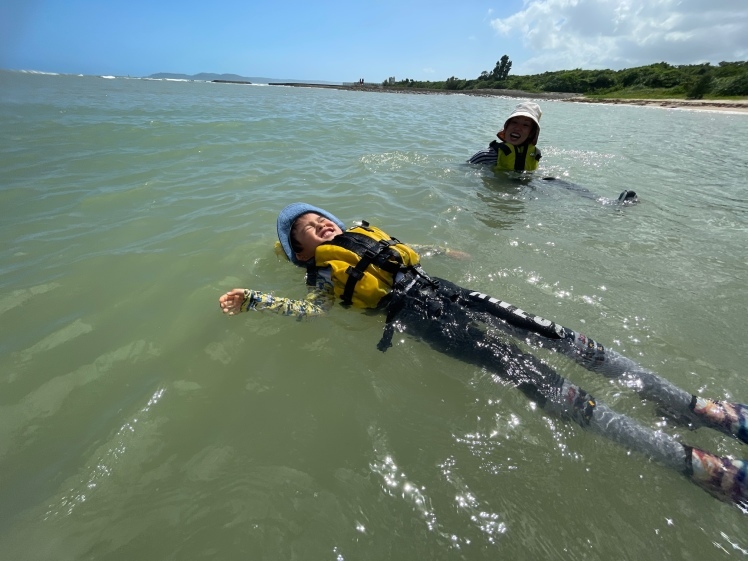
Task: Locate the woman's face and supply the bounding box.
[503,116,535,145]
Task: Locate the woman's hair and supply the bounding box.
[525,123,539,146]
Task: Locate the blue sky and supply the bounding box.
[2,0,747,82]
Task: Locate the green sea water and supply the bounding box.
[1,69,748,560]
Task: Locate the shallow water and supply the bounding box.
[1,70,748,560]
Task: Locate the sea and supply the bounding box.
[1,69,748,560]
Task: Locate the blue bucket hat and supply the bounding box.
[276,202,346,266]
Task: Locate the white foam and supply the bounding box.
[18,69,60,76]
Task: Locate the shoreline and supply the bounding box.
[563,95,748,113]
[271,82,748,113]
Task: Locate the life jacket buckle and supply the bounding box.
[345,266,364,280]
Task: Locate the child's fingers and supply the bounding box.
[446,249,471,260]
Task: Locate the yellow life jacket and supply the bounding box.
[492,142,541,172]
[311,222,421,309]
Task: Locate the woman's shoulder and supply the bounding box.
[467,145,499,165]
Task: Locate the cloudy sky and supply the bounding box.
[2,0,747,81]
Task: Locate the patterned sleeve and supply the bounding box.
[239,290,326,318]
[240,268,336,319]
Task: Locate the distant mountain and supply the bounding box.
[146,72,341,85]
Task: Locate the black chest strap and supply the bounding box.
[337,232,403,306]
[512,145,528,171]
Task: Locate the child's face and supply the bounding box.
[292,213,344,261]
[503,116,535,145]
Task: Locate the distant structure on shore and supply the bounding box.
[147,72,342,86]
[212,79,252,85]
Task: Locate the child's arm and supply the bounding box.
[219,288,330,318]
[410,244,470,261]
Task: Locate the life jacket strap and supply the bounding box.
[492,141,541,171]
[489,139,512,156]
[305,265,317,287]
[513,145,528,171]
[377,266,440,352]
[335,233,404,306]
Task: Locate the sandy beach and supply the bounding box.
[562,96,748,113]
[273,82,748,113]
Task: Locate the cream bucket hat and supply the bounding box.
[498,101,542,145]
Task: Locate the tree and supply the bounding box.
[445,76,465,90]
[492,55,512,81]
[686,74,713,99]
[715,73,748,96]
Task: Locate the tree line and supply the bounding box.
[383,58,748,99]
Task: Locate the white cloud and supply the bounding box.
[491,0,748,73]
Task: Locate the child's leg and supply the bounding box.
[396,288,748,505]
[462,288,748,444]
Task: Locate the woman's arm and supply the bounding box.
[467,146,498,165]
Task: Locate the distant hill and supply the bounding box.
[146,72,341,85]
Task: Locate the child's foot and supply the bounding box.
[691,397,748,444]
[688,446,748,505]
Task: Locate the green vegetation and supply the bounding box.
[382,58,748,100]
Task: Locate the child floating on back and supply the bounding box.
[219,202,748,505]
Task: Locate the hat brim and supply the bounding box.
[276,203,346,266]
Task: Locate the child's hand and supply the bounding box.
[219,288,251,315]
[446,249,471,261]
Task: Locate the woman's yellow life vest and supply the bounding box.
[312,222,421,309]
[493,142,541,172]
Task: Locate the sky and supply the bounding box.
[2,0,747,82]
